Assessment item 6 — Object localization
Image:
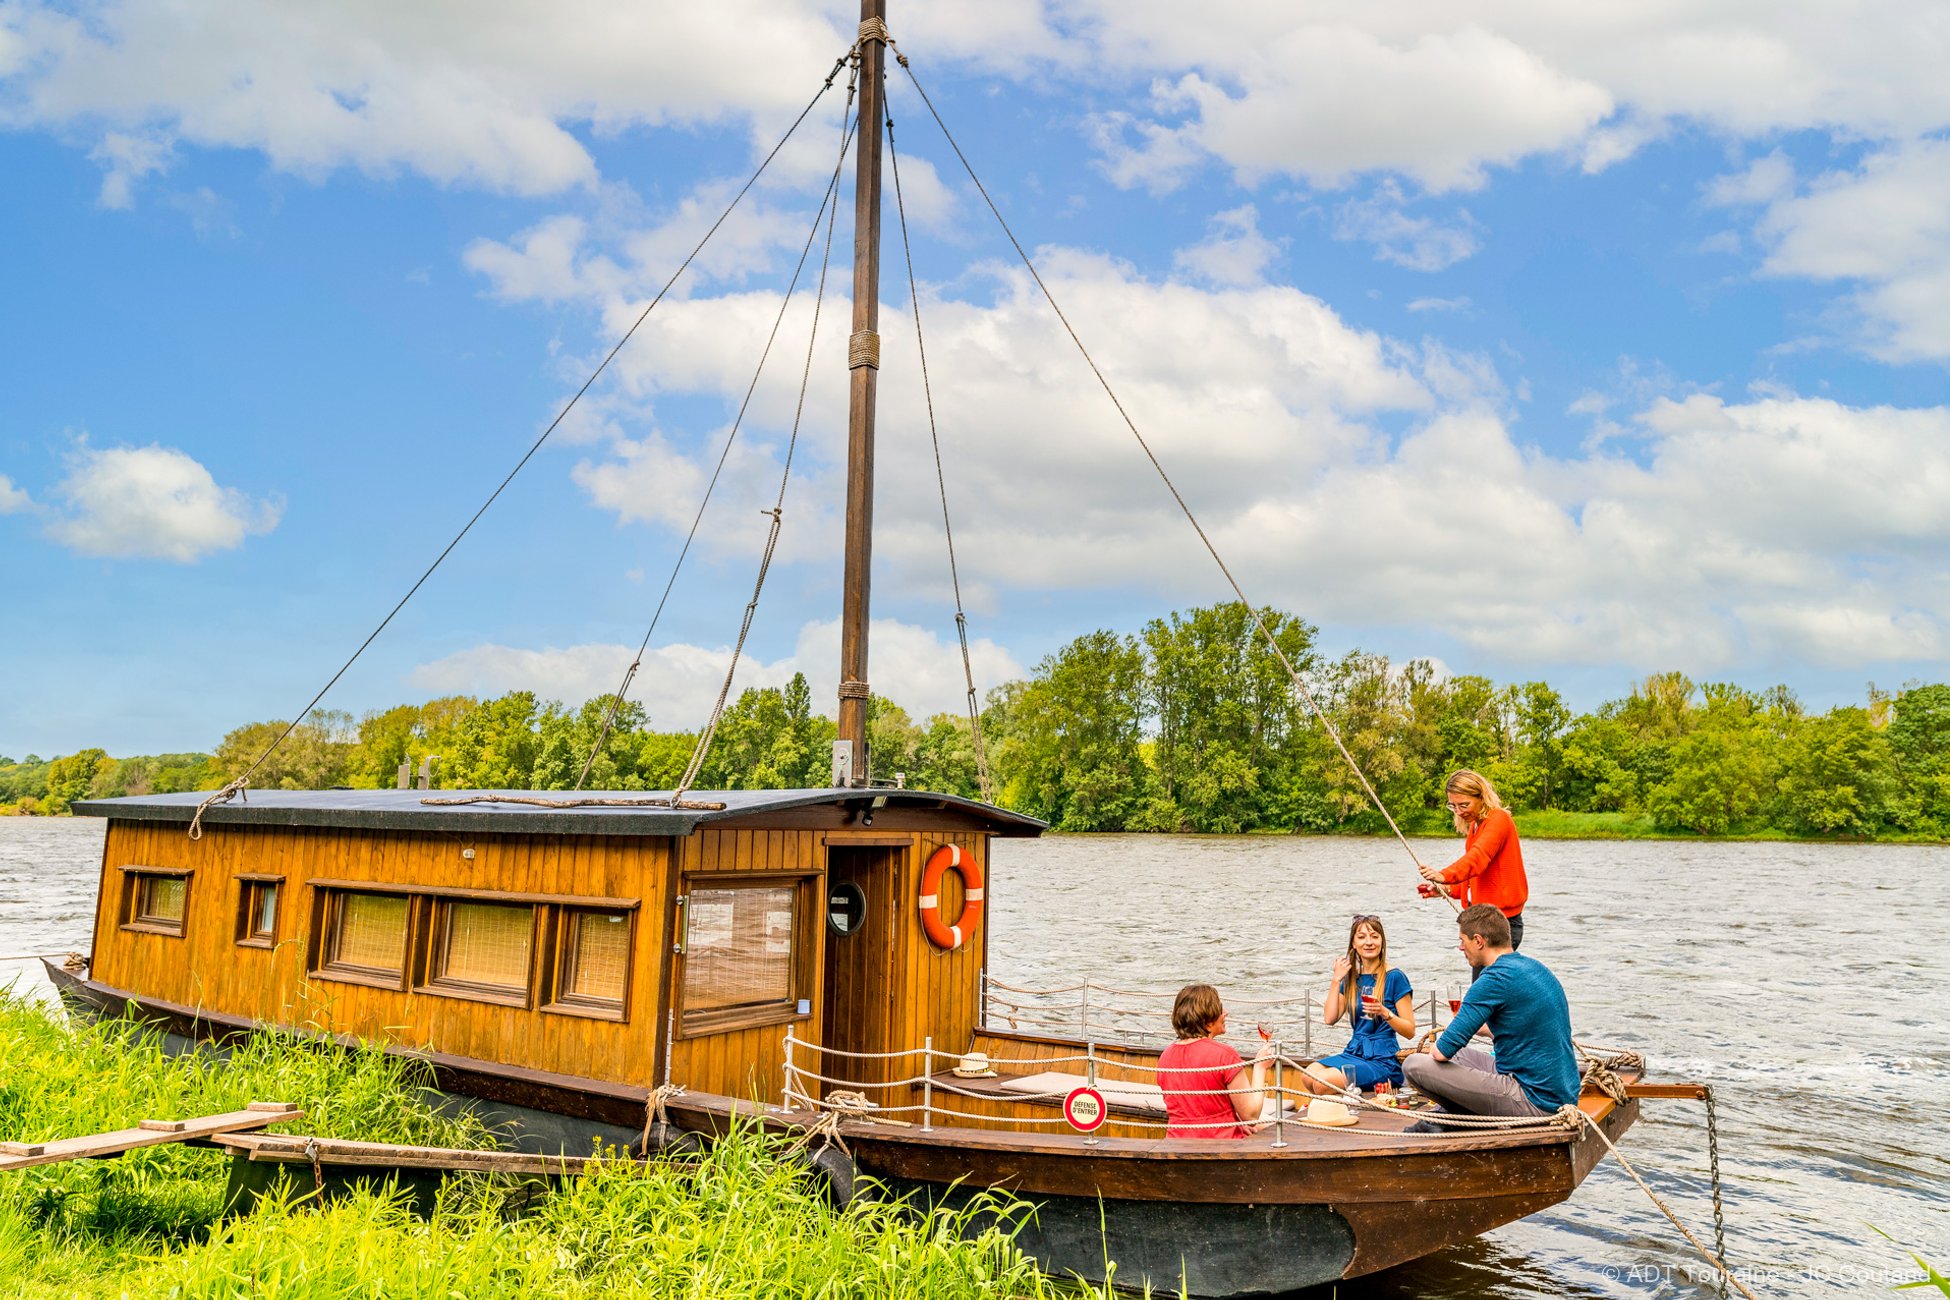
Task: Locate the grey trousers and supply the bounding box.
[1403,1048,1549,1118]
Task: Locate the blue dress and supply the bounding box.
[1316,968,1411,1089]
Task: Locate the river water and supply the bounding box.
[4,818,1944,1297]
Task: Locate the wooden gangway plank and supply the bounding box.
[0,1103,302,1171]
[212,1132,602,1177]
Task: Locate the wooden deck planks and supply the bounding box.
[0,1103,302,1171]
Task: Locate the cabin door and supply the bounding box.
[820,845,903,1091]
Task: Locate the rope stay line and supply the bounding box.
[575,64,865,793]
[890,47,1443,899]
[185,54,853,840]
[885,90,994,804]
[663,56,861,805]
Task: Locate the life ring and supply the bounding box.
[918,844,983,951]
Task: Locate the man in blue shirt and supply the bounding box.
[1401,905,1580,1132]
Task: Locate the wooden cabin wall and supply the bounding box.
[89,820,671,1088]
[88,816,1001,1113]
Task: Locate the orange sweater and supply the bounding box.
[1439,807,1528,917]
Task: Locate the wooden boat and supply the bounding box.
[55,2,1669,1292]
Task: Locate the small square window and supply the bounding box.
[546,908,632,1019]
[124,871,189,936]
[237,880,280,947]
[314,889,410,986]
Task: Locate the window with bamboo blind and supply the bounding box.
[122,869,190,936]
[545,908,632,1019]
[680,882,804,1035]
[424,900,536,1005]
[314,889,410,986]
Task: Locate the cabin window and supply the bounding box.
[680,882,805,1035]
[315,889,410,986]
[423,900,535,1005]
[122,869,190,936]
[545,908,632,1019]
[236,878,280,947]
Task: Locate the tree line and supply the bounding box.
[6,601,1947,839]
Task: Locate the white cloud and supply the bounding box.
[87,131,171,208]
[1406,296,1470,314]
[1744,140,1950,361]
[45,442,282,561]
[3,0,848,200]
[409,617,1026,727]
[1333,185,1481,271]
[1066,3,1950,191]
[0,474,31,513]
[1171,204,1281,287]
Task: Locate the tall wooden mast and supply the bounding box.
[836,0,886,784]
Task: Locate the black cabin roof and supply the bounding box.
[72,787,1046,838]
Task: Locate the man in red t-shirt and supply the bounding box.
[1157,984,1273,1139]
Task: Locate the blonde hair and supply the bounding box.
[1445,769,1504,834]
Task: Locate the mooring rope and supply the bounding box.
[574,59,864,793]
[890,46,1444,899]
[1570,1107,1759,1300]
[885,90,994,803]
[182,57,853,834]
[666,55,859,805]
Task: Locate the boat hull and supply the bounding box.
[46,961,1637,1296]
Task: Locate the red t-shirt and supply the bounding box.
[1158,1037,1252,1139]
[1440,807,1529,916]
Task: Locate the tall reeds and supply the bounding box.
[0,995,1125,1299]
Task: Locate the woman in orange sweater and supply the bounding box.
[1418,770,1529,963]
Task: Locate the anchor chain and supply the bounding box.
[1707,1086,1728,1299]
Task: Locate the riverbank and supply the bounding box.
[0,995,1090,1300]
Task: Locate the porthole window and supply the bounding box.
[827,881,867,937]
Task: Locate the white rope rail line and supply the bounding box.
[986,978,1322,1006]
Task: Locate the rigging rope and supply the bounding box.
[885,91,994,803]
[186,56,852,838]
[575,71,863,792]
[666,59,859,803]
[890,48,1443,897]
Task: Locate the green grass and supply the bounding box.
[0,995,1131,1299]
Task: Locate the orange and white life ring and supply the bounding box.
[918,844,984,951]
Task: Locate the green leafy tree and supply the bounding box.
[1773,707,1899,836]
[1890,684,1950,831]
[42,748,108,814]
[1143,602,1319,833]
[995,630,1155,830]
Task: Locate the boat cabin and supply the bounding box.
[73,788,1043,1131]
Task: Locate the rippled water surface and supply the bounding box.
[5,819,1945,1296]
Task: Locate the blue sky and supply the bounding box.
[4,1,1949,758]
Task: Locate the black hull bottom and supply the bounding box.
[890,1177,1353,1298]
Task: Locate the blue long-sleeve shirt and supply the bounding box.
[1437,951,1580,1110]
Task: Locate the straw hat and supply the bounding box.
[951,1051,997,1078]
[1300,1098,1359,1127]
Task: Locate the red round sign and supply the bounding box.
[1063,1085,1108,1133]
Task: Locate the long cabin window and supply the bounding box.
[681,882,803,1035]
[123,871,189,936]
[425,900,535,1004]
[546,908,632,1019]
[315,890,410,985]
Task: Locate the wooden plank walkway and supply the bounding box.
[212,1132,602,1178]
[0,1103,302,1171]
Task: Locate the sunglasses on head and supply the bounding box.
[1352,913,1380,925]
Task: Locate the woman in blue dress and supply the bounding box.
[1303,914,1413,1093]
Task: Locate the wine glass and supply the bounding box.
[1445,982,1464,1019]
